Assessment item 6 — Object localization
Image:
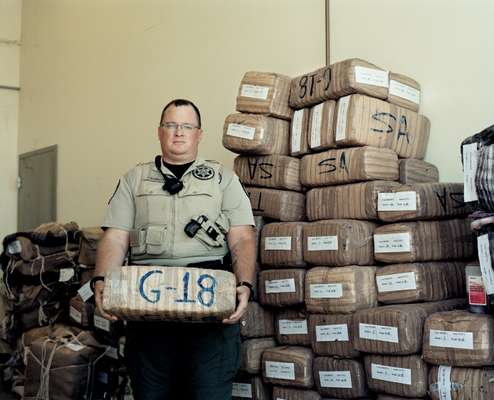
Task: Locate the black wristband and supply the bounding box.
[90,276,105,293]
[236,281,254,301]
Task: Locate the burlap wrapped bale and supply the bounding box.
[232,374,270,400]
[259,269,305,307]
[69,295,94,328]
[240,301,275,338]
[290,108,310,156]
[309,313,360,358]
[272,387,321,400]
[353,299,466,355]
[428,366,494,400]
[246,187,306,221]
[305,266,377,314]
[262,346,313,388]
[236,71,292,120]
[234,155,302,191]
[377,182,472,222]
[376,262,467,304]
[275,309,310,346]
[102,266,236,322]
[313,356,369,399]
[423,310,494,367]
[301,146,399,187]
[387,72,421,112]
[302,219,377,266]
[260,222,307,268]
[399,158,439,184]
[289,66,332,109]
[240,337,277,374]
[373,219,474,264]
[364,354,428,398]
[223,113,290,155]
[78,227,103,266]
[308,100,336,151]
[307,180,402,221]
[328,58,389,100]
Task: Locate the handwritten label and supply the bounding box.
[265,361,295,380]
[378,192,417,211]
[335,96,350,141]
[310,103,323,148]
[389,80,421,104]
[265,236,292,251]
[429,329,474,349]
[354,66,389,87]
[227,123,256,140]
[66,342,85,352]
[462,143,479,202]
[69,306,82,324]
[232,383,253,398]
[307,236,338,251]
[7,240,22,255]
[279,319,308,335]
[437,365,452,400]
[59,268,75,282]
[241,84,269,100]
[291,109,304,153]
[374,233,411,253]
[316,324,349,342]
[310,283,343,299]
[78,280,94,302]
[478,234,494,295]
[319,371,352,388]
[376,272,417,292]
[371,363,411,385]
[265,278,296,294]
[94,314,111,332]
[359,323,399,343]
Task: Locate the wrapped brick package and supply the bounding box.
[290,108,310,157]
[272,387,321,400]
[275,309,311,346]
[423,310,494,367]
[307,180,402,221]
[399,158,439,184]
[259,269,305,307]
[429,366,494,400]
[353,299,466,355]
[69,295,95,328]
[387,72,421,112]
[376,261,467,304]
[289,66,332,109]
[223,113,290,155]
[377,182,472,222]
[260,222,307,268]
[302,219,377,266]
[373,218,474,264]
[301,146,399,188]
[262,346,314,388]
[305,266,377,314]
[309,313,360,358]
[246,187,306,222]
[102,266,236,322]
[240,302,275,338]
[391,110,430,159]
[240,337,277,374]
[236,71,293,120]
[78,227,103,265]
[307,100,336,151]
[232,374,270,400]
[364,354,428,398]
[234,155,302,191]
[313,356,369,399]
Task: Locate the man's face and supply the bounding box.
[158,105,203,162]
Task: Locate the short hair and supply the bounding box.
[159,99,202,128]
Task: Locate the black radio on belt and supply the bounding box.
[184,215,220,241]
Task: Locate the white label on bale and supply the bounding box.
[307,236,338,251]
[227,123,256,140]
[106,346,119,360]
[78,280,94,302]
[429,329,474,349]
[359,323,399,343]
[319,371,353,388]
[354,66,389,87]
[371,363,412,385]
[66,342,85,352]
[291,109,304,153]
[376,272,417,292]
[69,306,82,323]
[265,361,295,380]
[438,365,452,400]
[241,84,270,100]
[335,96,350,141]
[232,383,252,398]
[389,80,421,104]
[94,314,111,332]
[265,236,292,251]
[279,319,308,335]
[377,192,417,211]
[310,103,323,148]
[59,268,75,282]
[316,324,349,342]
[265,278,296,294]
[478,234,494,295]
[310,283,343,299]
[7,240,22,255]
[462,143,479,202]
[374,233,411,253]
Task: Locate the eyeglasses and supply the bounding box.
[160,122,199,132]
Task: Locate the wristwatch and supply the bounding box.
[236,281,254,301]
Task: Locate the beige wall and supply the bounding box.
[330,0,494,182]
[19,0,325,228]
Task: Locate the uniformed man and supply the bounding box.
[93,99,256,400]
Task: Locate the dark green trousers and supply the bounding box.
[124,321,241,400]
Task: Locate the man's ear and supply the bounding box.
[197,128,204,142]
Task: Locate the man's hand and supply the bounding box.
[94,280,118,321]
[222,285,251,324]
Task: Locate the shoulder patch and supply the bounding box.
[193,165,215,180]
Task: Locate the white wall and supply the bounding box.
[330,0,494,182]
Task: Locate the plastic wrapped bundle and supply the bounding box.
[387,72,421,112]
[290,108,310,156]
[428,366,494,400]
[262,346,314,388]
[245,187,306,221]
[232,374,270,400]
[258,269,305,307]
[260,222,307,268]
[307,100,336,151]
[289,66,332,109]
[272,387,321,400]
[275,309,310,346]
[399,159,439,184]
[240,337,277,374]
[240,302,275,338]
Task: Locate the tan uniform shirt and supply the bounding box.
[103,158,254,265]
